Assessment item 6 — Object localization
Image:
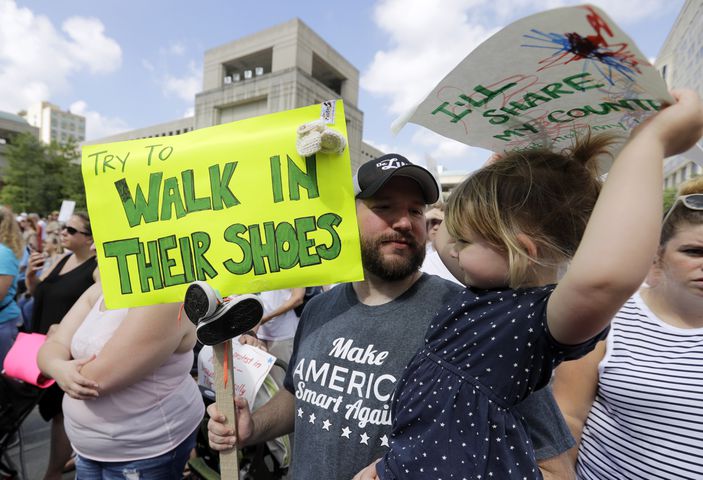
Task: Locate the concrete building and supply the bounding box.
[87,19,382,172]
[22,101,86,145]
[655,0,703,189]
[0,110,39,174]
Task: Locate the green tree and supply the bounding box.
[50,138,87,210]
[663,187,677,212]
[0,133,86,214]
[0,133,47,213]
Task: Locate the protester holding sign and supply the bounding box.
[25,211,98,480]
[37,282,204,478]
[256,288,305,386]
[0,207,22,365]
[208,154,580,479]
[352,91,703,480]
[552,175,703,479]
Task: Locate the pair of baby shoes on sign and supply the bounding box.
[296,119,347,157]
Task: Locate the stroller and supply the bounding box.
[0,374,45,480]
[187,349,291,480]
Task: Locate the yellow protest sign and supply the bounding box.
[82,100,363,309]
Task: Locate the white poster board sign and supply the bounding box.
[394,4,674,171]
[57,200,76,223]
[198,342,276,406]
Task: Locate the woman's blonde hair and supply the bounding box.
[446,131,619,288]
[660,176,703,246]
[0,207,24,258]
[45,233,64,254]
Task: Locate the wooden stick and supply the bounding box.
[214,339,239,479]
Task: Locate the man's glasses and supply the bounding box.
[663,194,703,225]
[62,225,91,236]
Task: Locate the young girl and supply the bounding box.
[353,90,703,480]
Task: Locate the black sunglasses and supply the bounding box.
[62,225,91,236]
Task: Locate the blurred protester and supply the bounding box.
[424,204,444,251]
[0,207,22,364]
[257,288,305,387]
[26,212,98,480]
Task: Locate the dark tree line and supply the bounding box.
[1,133,86,215]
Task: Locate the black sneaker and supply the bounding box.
[184,281,222,325]
[196,294,264,346]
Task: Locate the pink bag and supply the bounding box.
[2,332,55,388]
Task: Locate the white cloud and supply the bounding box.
[0,0,122,114]
[70,100,130,140]
[162,61,201,103]
[411,129,490,172]
[584,0,675,25]
[63,17,122,73]
[362,0,498,115]
[141,59,155,72]
[168,42,186,56]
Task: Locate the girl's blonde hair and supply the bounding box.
[0,207,24,258]
[446,132,619,288]
[661,176,703,246]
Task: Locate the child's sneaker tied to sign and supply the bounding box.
[184,281,263,346]
[351,90,703,480]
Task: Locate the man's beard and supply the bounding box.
[361,232,426,281]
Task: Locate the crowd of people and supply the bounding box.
[0,88,701,480]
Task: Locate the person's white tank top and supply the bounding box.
[256,289,300,341]
[63,296,204,461]
[577,293,703,479]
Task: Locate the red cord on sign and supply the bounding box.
[223,341,229,388]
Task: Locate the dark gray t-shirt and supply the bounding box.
[283,274,572,479]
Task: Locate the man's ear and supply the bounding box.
[516,233,538,258]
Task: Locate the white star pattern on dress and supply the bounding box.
[308,413,316,424]
[360,432,370,445]
[381,285,595,478]
[322,419,331,431]
[341,426,351,438]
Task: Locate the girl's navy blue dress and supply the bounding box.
[378,286,607,479]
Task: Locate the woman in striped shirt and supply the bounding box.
[552,176,703,480]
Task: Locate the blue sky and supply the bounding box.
[0,0,685,173]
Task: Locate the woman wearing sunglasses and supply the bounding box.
[551,176,703,479]
[25,211,98,480]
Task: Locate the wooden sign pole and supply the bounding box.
[214,339,239,479]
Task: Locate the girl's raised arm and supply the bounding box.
[547,90,703,345]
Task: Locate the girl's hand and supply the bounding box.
[50,356,100,400]
[26,252,46,275]
[639,89,703,157]
[352,459,381,480]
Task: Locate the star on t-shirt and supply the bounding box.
[341,426,352,438]
[297,408,303,418]
[309,413,316,424]
[322,419,332,431]
[380,435,389,447]
[360,432,370,445]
